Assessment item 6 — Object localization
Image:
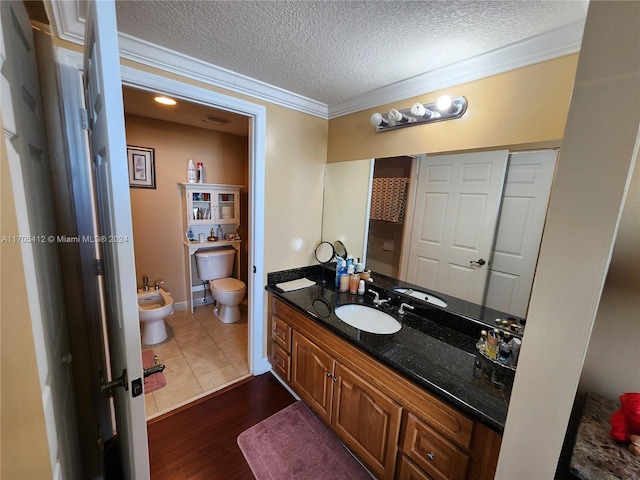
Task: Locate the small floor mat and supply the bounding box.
[142,349,166,394]
[237,401,371,479]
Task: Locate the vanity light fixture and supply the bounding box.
[370,95,467,132]
[154,95,177,106]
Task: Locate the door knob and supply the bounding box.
[470,258,486,267]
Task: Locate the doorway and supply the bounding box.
[56,48,269,473]
[122,86,252,417]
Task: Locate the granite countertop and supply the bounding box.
[569,392,640,480]
[266,265,516,433]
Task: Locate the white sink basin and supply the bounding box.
[335,304,401,334]
[394,288,448,308]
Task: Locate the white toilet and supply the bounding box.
[195,246,246,323]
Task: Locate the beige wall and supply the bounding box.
[1,118,52,479]
[579,154,640,398]
[126,114,248,303]
[327,54,579,163]
[262,103,329,272]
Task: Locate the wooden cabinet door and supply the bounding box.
[397,455,434,480]
[402,413,470,480]
[291,332,335,423]
[332,362,402,480]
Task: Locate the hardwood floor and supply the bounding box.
[147,372,296,479]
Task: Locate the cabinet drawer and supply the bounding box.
[271,343,291,381]
[397,455,434,480]
[402,412,469,480]
[272,316,292,352]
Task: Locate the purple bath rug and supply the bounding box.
[237,401,372,479]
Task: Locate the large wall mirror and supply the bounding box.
[322,149,558,319]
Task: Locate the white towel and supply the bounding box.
[275,278,316,292]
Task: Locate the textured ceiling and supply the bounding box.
[114,0,588,107]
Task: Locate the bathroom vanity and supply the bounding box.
[178,183,243,312]
[266,266,519,479]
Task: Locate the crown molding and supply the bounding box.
[47,1,584,121]
[116,32,328,118]
[327,20,585,119]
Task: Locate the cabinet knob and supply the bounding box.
[276,331,283,338]
[427,452,435,461]
[332,376,338,382]
[326,372,332,377]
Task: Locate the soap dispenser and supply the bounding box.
[216,224,224,240]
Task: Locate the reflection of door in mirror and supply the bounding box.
[403,151,509,305]
[322,149,558,319]
[366,156,413,278]
[484,150,558,316]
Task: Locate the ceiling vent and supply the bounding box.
[201,114,231,125]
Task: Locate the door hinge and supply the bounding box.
[80,107,89,130]
[95,259,104,276]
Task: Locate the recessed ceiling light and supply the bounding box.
[154,96,177,106]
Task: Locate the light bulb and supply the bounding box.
[154,96,177,106]
[436,95,452,111]
[410,103,439,120]
[410,103,426,117]
[370,112,387,127]
[389,109,411,124]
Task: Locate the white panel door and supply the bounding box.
[83,1,149,478]
[1,1,81,477]
[485,150,558,317]
[406,151,508,303]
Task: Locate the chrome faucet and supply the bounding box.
[154,279,164,290]
[399,303,415,315]
[143,275,149,291]
[369,289,389,306]
[143,355,166,378]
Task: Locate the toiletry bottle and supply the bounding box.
[187,159,196,183]
[477,330,487,351]
[339,271,350,292]
[187,227,195,242]
[486,329,499,359]
[197,162,204,183]
[216,224,223,240]
[349,273,360,294]
[510,337,521,366]
[357,279,365,295]
[498,333,512,363]
[335,258,343,287]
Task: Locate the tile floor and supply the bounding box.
[143,301,249,420]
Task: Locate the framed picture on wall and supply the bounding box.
[127,145,155,189]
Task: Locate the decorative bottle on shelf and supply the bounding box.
[216,224,223,240]
[187,159,196,183]
[186,227,195,242]
[197,162,204,183]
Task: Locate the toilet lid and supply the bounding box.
[212,278,245,293]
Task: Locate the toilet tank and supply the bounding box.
[195,246,235,281]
